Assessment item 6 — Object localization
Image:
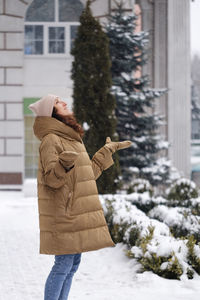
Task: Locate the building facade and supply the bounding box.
[0,0,191,189]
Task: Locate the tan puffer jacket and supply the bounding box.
[33,116,115,255]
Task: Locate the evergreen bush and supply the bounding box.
[124,224,141,248]
[187,235,200,276]
[166,178,199,202]
[126,227,184,279]
[127,178,153,196]
[125,190,166,214]
[148,204,200,242]
[101,194,200,280]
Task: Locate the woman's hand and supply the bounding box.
[59,151,79,170]
[104,137,132,154]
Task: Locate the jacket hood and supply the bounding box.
[33,116,82,143]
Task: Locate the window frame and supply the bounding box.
[24,21,79,58]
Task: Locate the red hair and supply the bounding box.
[52,107,84,137]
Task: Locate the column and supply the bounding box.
[153,0,168,138]
[167,0,191,178]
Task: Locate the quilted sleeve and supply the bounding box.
[91,146,114,180]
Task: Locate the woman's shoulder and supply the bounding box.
[42,133,60,142]
[40,133,62,149]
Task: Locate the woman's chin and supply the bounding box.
[64,112,73,117]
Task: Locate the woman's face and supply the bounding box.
[54,97,72,116]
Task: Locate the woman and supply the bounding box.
[29,94,131,300]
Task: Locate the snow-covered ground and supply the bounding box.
[0,190,200,300]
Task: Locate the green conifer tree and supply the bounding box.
[106,3,172,186]
[71,0,120,193]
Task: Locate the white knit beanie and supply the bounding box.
[28,94,58,117]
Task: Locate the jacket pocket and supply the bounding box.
[65,190,73,216]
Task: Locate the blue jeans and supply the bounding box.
[44,253,82,300]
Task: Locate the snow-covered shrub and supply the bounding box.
[100,194,200,280]
[166,178,198,202]
[111,222,130,244]
[165,197,200,216]
[102,196,140,245]
[187,235,200,277]
[123,224,141,248]
[148,204,200,242]
[125,192,166,214]
[190,197,200,215]
[128,227,185,280]
[102,197,132,244]
[127,179,154,196]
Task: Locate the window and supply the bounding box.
[192,119,200,140]
[24,25,43,54]
[24,0,83,56]
[59,0,83,22]
[49,27,65,53]
[25,0,55,22]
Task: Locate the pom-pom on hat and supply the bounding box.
[28,94,58,117]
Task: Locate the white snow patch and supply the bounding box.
[1,191,200,299]
[83,122,90,131]
[23,178,37,197]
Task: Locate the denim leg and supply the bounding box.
[44,254,75,300]
[58,253,82,300]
